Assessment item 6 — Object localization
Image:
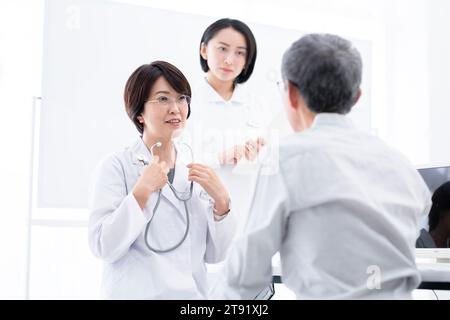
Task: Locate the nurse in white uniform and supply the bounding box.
[185,18,273,233]
[88,61,236,299]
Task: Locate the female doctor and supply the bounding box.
[88,61,235,299]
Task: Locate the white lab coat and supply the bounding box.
[88,138,236,299]
[209,113,432,300]
[184,77,274,230]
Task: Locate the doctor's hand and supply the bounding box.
[187,163,230,215]
[132,156,169,210]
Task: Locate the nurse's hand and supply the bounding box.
[187,163,230,215]
[132,156,169,210]
[219,138,266,165]
[244,137,266,161]
[218,145,246,166]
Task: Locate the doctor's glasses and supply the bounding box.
[146,94,191,108]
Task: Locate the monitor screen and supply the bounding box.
[417,165,450,193]
[416,165,450,252]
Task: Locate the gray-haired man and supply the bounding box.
[209,34,430,299]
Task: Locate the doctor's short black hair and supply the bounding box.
[124,60,191,135]
[199,18,257,84]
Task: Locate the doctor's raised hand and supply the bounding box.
[132,156,169,210]
[88,61,237,300]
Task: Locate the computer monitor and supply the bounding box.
[417,165,450,194]
[415,165,450,262]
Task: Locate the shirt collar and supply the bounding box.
[202,77,246,104]
[310,113,355,130]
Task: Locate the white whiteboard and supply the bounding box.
[39,0,372,208]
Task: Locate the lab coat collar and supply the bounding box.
[311,113,355,130]
[130,138,190,214]
[202,77,246,104]
[130,139,151,165]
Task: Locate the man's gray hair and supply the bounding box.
[281,33,362,114]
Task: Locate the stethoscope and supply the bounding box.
[137,140,194,253]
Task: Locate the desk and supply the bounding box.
[416,261,450,290]
[208,256,450,291]
[271,256,450,291]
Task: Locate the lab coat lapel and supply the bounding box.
[130,139,152,178]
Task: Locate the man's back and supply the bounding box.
[276,113,430,299]
[209,33,432,300]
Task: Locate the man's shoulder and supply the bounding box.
[276,127,410,173]
[277,130,325,159]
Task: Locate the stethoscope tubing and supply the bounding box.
[143,140,194,253]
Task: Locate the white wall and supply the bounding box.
[429,0,450,167]
[383,0,430,165]
[0,0,44,299]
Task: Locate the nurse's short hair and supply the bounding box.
[199,18,257,84]
[124,61,191,135]
[281,33,362,114]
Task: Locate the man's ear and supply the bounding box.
[354,88,362,105]
[200,43,208,60]
[287,81,300,110]
[137,115,144,124]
